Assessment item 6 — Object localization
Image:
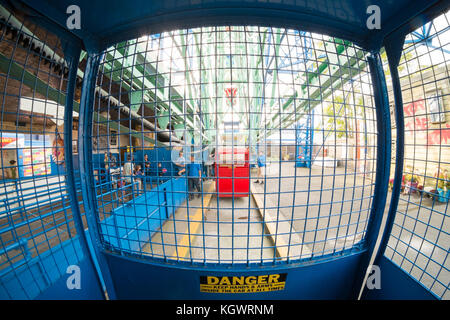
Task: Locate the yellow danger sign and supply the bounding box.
[200,274,287,293]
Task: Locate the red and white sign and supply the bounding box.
[1,134,24,149]
[225,87,237,105]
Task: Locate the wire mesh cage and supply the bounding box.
[0,6,88,299]
[91,26,378,265]
[382,12,450,299]
[0,1,448,301]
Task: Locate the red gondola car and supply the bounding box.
[215,147,250,197]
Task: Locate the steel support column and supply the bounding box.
[78,53,117,299]
[351,52,392,299]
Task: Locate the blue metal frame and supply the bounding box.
[17,0,447,53]
[98,177,188,254]
[358,35,409,299]
[62,42,108,299]
[78,53,117,299]
[361,10,448,299]
[373,31,407,270]
[104,248,364,299]
[0,5,107,299]
[350,52,392,298]
[295,111,313,168]
[405,21,450,55]
[4,0,448,300]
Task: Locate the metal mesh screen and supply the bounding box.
[383,11,450,299]
[91,26,378,265]
[0,6,85,299]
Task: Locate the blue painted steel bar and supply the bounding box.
[359,35,407,300]
[0,238,29,259]
[362,11,450,298]
[295,111,313,168]
[371,34,407,268]
[350,52,392,298]
[78,53,117,299]
[62,43,108,300]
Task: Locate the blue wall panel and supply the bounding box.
[363,256,437,300]
[0,237,104,300]
[99,177,187,253]
[35,257,104,300]
[104,252,363,299]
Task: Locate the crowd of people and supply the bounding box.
[101,149,271,202]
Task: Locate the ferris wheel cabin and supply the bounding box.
[0,0,449,302]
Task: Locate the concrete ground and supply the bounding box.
[252,163,376,257]
[144,182,276,263]
[385,189,449,298]
[256,162,449,297]
[146,162,377,263]
[144,161,448,298]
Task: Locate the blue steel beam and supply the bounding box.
[63,43,109,300]
[350,52,392,299]
[79,53,118,299]
[359,32,407,300]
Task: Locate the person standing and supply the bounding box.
[255,151,266,184]
[104,152,109,170]
[8,160,17,180]
[141,153,151,189]
[134,164,144,193]
[103,152,109,183]
[187,155,202,200]
[174,150,186,176]
[211,148,216,178]
[110,153,117,168]
[206,149,215,180]
[5,160,20,211]
[143,154,151,176]
[123,155,134,184]
[122,155,134,201]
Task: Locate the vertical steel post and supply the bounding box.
[78,53,117,299]
[295,111,313,168]
[63,44,109,299]
[372,35,406,260]
[351,51,391,299]
[359,35,407,299]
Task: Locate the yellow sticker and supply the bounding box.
[200,274,287,293]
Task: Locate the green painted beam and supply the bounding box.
[119,39,197,117]
[103,49,196,129]
[260,44,367,138]
[79,50,87,63]
[259,53,368,140]
[104,43,209,141]
[281,48,367,128]
[265,38,353,127]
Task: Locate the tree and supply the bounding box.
[321,93,365,139]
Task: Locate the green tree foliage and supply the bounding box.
[322,94,364,139]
